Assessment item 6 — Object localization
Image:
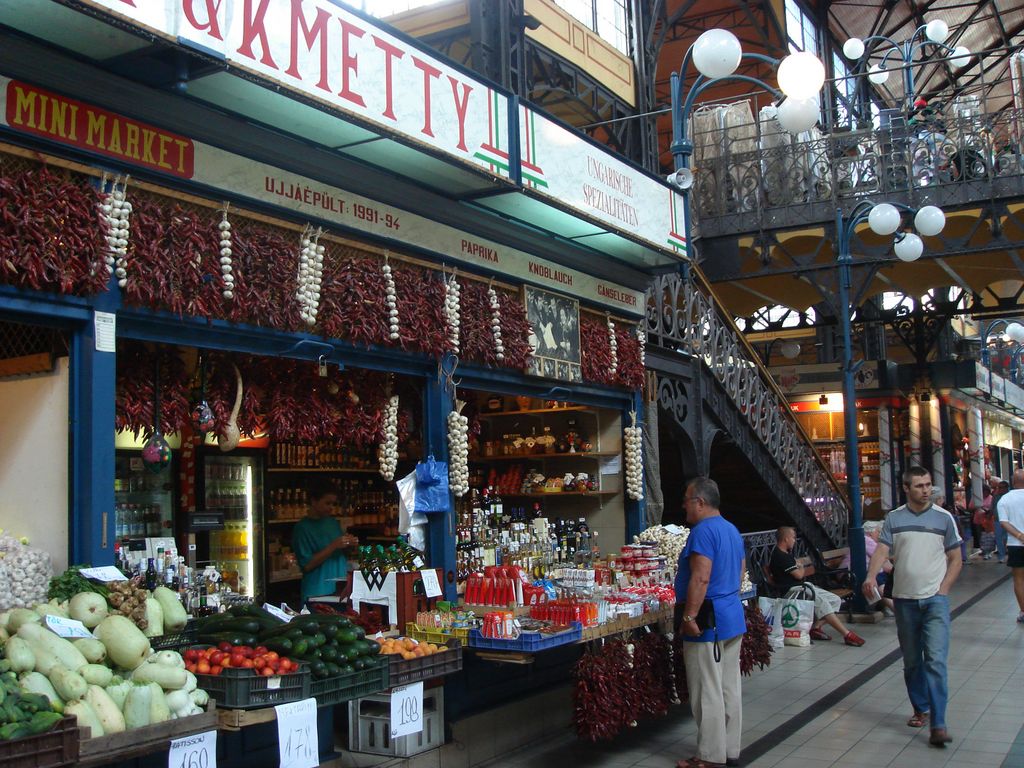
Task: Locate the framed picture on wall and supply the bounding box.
[524,285,581,382]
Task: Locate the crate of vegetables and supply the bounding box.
[184,645,309,710]
[0,715,78,768]
[378,637,462,687]
[308,656,389,707]
[149,620,200,653]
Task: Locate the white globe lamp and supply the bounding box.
[842,37,865,60]
[925,19,949,44]
[692,29,743,80]
[894,232,923,262]
[777,97,820,133]
[868,64,889,85]
[777,52,825,99]
[951,46,971,64]
[868,203,901,235]
[1007,322,1024,344]
[914,205,946,236]
[779,341,802,359]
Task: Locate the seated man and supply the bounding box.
[770,526,866,647]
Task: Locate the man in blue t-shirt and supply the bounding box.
[675,477,746,768]
[292,479,359,605]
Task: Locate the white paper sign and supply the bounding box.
[275,698,318,768]
[44,615,93,639]
[662,524,685,536]
[168,730,217,768]
[263,603,293,623]
[600,454,622,475]
[420,570,443,599]
[390,682,424,738]
[94,311,116,352]
[78,566,128,582]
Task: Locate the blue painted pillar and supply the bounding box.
[69,306,117,565]
[423,369,456,600]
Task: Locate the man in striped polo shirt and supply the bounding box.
[864,466,962,748]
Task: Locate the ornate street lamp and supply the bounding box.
[836,201,945,604]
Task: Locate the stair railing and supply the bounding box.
[647,270,849,546]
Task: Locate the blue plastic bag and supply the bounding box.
[414,455,450,513]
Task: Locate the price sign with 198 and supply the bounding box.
[275,698,318,768]
[168,730,216,768]
[390,682,424,738]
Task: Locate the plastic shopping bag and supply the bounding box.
[414,455,450,513]
[757,596,785,651]
[780,587,815,647]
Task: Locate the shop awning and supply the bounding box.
[4,0,685,275]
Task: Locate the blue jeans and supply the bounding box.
[995,522,1008,560]
[894,594,951,729]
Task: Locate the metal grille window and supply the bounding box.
[554,0,629,54]
[784,0,818,55]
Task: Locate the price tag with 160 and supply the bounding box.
[275,697,318,768]
[390,682,423,738]
[168,730,216,768]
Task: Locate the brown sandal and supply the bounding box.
[907,712,929,728]
[679,758,727,768]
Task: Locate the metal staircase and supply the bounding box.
[647,271,849,552]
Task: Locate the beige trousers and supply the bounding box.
[682,635,743,764]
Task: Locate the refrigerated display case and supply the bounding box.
[115,450,176,542]
[200,452,263,599]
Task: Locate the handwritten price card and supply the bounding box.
[275,698,318,768]
[390,682,424,738]
[168,730,216,768]
[44,615,93,639]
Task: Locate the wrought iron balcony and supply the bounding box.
[688,103,1024,239]
[647,271,850,546]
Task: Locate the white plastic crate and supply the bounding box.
[348,687,444,757]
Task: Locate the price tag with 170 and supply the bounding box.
[390,682,424,738]
[168,730,216,768]
[275,698,318,768]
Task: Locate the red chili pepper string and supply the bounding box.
[115,341,190,438]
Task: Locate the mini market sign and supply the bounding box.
[74,0,686,259]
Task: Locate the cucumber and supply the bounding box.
[196,632,257,647]
[263,639,293,655]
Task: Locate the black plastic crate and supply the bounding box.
[195,666,310,709]
[388,639,462,686]
[309,658,389,707]
[150,621,199,652]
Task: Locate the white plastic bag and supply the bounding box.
[780,589,815,647]
[757,596,785,651]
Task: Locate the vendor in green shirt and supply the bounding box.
[292,479,358,605]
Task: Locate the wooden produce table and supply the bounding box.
[76,706,218,767]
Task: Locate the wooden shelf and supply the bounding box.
[478,406,591,418]
[267,467,378,473]
[470,452,618,462]
[500,491,618,498]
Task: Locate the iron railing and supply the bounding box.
[647,271,849,546]
[689,105,1024,237]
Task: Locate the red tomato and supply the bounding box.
[241,659,255,669]
[217,642,233,652]
[184,650,199,663]
[185,663,197,673]
[197,660,211,674]
[221,658,233,668]
[210,651,225,665]
[238,646,254,658]
[260,667,275,676]
[252,656,265,668]
[211,665,223,676]
[263,652,279,663]
[277,659,291,673]
[254,646,268,656]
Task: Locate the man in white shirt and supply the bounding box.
[996,469,1024,623]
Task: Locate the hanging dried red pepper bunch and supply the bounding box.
[458,281,529,369]
[223,218,303,331]
[614,325,645,390]
[672,633,689,704]
[631,630,672,718]
[125,194,220,317]
[740,602,774,676]
[390,261,448,357]
[115,341,190,438]
[0,164,108,295]
[572,639,642,741]
[316,249,390,347]
[580,313,615,385]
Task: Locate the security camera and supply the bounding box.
[666,168,694,190]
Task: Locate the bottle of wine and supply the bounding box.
[396,536,426,570]
[144,558,158,591]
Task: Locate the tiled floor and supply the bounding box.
[470,558,1024,768]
